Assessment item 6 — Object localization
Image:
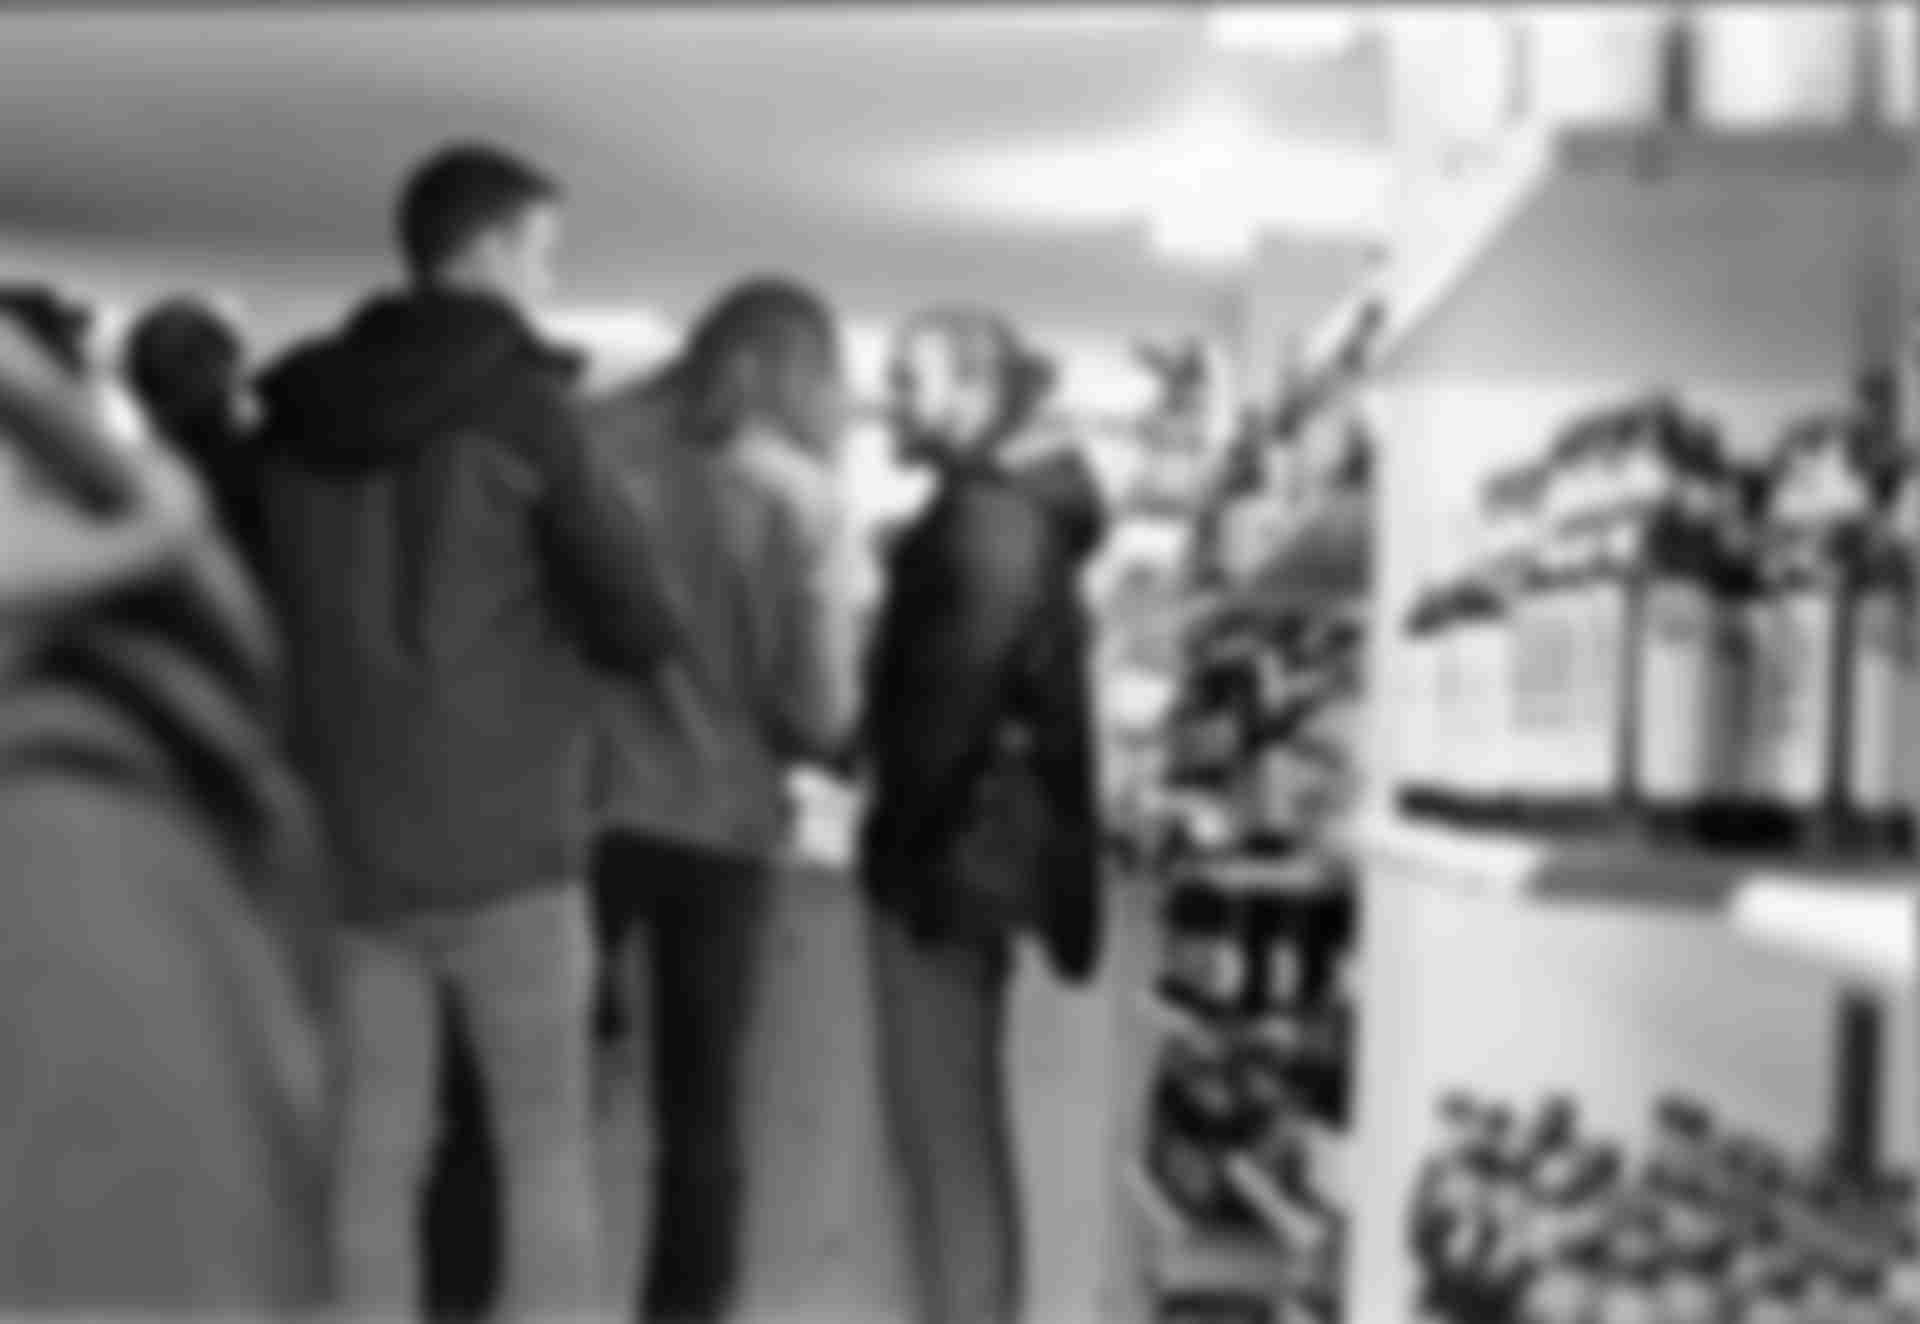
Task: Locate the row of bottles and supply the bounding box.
[1398,390,1915,856]
[1160,860,1358,1026]
[1409,1090,1920,1324]
[1166,610,1365,847]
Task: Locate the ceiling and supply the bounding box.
[0,4,1387,337]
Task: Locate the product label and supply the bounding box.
[1168,937,1246,1008]
[1633,580,1721,802]
[1573,580,1630,798]
[1473,620,1512,802]
[1737,598,1780,801]
[1511,592,1556,801]
[1452,622,1491,800]
[1768,591,1841,808]
[1517,589,1579,801]
[1433,627,1465,801]
[1848,589,1914,812]
[1401,634,1431,793]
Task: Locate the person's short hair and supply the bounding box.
[674,276,838,445]
[897,302,1057,446]
[126,297,245,437]
[396,142,561,279]
[0,285,92,380]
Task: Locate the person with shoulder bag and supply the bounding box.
[860,304,1108,1324]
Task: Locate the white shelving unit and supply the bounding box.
[1341,96,1920,1323]
[1358,819,1918,963]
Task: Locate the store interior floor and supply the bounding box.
[589,865,1155,1324]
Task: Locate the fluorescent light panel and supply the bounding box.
[1205,6,1365,59]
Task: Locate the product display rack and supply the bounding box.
[1122,361,1374,1323]
[1336,66,1920,1320]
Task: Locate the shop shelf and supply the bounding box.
[1178,852,1351,897]
[1730,880,1916,992]
[1356,817,1916,989]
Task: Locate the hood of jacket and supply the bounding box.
[258,289,584,475]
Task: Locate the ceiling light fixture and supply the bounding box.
[1204,5,1365,60]
[1146,90,1264,263]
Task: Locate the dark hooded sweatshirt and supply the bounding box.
[255,289,687,923]
[861,438,1108,982]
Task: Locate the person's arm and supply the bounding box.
[518,379,694,673]
[876,485,1050,854]
[760,458,863,766]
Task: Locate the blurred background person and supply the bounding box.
[0,286,331,1317]
[586,276,861,1324]
[253,141,692,1323]
[125,296,265,570]
[860,305,1107,1324]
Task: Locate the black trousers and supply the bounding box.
[423,998,497,1323]
[594,830,771,1324]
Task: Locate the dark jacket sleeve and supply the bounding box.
[515,377,691,672]
[876,483,1051,857]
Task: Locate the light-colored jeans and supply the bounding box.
[331,886,600,1324]
[868,905,1022,1324]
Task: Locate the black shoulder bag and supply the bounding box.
[929,524,1073,944]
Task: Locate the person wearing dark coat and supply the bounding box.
[253,142,694,1322]
[860,304,1106,1324]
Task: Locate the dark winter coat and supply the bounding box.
[860,435,1107,981]
[255,289,688,922]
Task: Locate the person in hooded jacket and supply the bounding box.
[254,142,698,1323]
[861,305,1107,1324]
